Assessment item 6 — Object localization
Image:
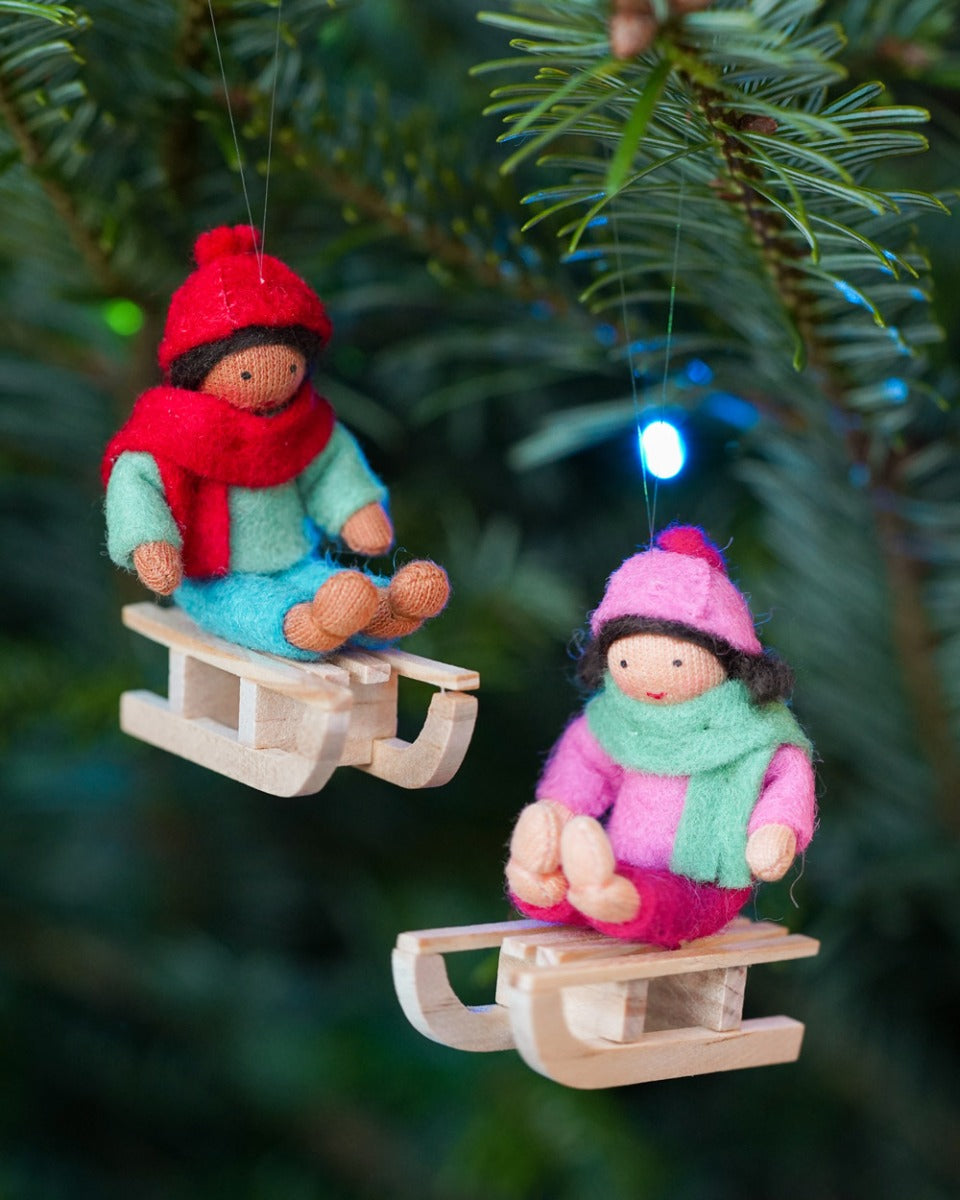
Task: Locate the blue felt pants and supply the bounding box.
[175,555,390,661]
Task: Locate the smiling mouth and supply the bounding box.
[646,691,666,701]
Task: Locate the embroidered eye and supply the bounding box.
[289,363,298,374]
[240,370,253,380]
[672,659,683,667]
[619,659,628,669]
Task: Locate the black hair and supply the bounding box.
[168,324,326,391]
[577,615,794,705]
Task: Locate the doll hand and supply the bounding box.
[341,503,394,556]
[132,541,183,595]
[746,823,797,882]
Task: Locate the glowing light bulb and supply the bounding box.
[639,420,686,480]
[102,298,144,337]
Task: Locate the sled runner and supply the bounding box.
[119,602,479,797]
[392,916,819,1088]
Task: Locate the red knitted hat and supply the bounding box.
[590,525,763,654]
[157,226,333,371]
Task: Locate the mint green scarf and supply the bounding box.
[586,679,811,888]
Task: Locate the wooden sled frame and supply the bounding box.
[393,917,819,1088]
[119,602,479,797]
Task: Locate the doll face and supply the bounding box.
[606,633,726,704]
[201,343,307,412]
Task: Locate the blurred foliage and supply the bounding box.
[1,0,959,1197]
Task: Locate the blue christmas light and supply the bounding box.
[835,279,870,309]
[639,420,686,480]
[685,358,713,385]
[883,377,909,403]
[564,247,606,263]
[703,391,759,430]
[629,336,666,355]
[886,326,911,356]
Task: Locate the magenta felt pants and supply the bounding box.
[509,864,752,949]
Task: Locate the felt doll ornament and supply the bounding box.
[391,527,817,1084]
[103,226,449,658]
[505,526,816,949]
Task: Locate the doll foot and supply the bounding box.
[562,816,640,924]
[509,800,569,874]
[505,860,568,908]
[283,570,379,652]
[361,561,450,641]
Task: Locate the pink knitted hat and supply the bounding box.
[158,225,333,371]
[589,526,762,654]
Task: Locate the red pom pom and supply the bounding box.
[193,225,262,266]
[655,525,726,572]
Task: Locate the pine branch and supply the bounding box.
[0,6,126,291]
[277,123,574,311]
[0,1,74,20]
[477,3,942,414]
[477,0,960,819]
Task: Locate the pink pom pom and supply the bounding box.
[655,525,726,573]
[193,225,261,266]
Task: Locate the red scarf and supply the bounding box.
[102,381,335,578]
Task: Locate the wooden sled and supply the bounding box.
[393,916,819,1089]
[119,602,479,797]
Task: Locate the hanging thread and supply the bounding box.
[608,64,689,544]
[206,0,284,278]
[609,199,656,544]
[260,0,284,260]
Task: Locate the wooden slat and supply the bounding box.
[120,690,349,796]
[337,678,398,766]
[123,603,351,694]
[562,979,650,1044]
[357,691,478,789]
[504,930,820,992]
[370,647,479,691]
[169,651,240,726]
[499,917,780,968]
[500,927,613,966]
[509,992,807,1088]
[392,949,514,1052]
[327,649,393,684]
[395,918,554,957]
[645,966,747,1033]
[286,660,352,687]
[535,936,657,966]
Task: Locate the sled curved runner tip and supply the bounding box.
[392,916,819,1089]
[119,602,478,796]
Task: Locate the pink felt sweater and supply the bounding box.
[536,715,816,871]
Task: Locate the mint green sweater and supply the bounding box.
[105,422,387,574]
